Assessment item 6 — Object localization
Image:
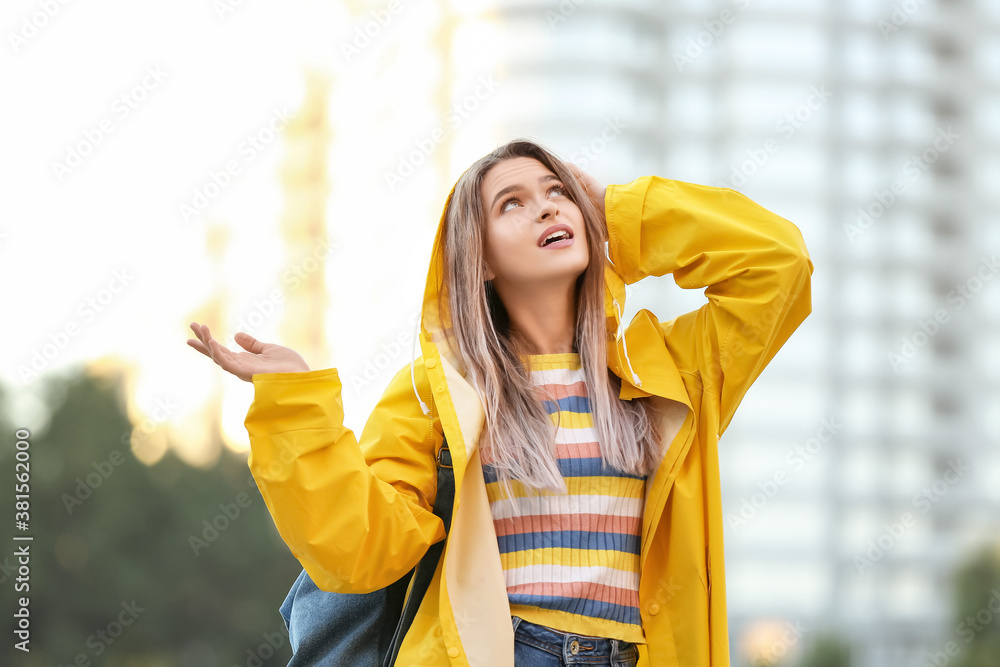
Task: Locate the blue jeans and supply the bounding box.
[280,567,399,666]
[511,616,640,667]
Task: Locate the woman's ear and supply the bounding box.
[484,264,496,281]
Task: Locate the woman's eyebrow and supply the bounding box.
[490,174,561,211]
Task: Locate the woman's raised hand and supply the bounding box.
[566,163,607,220]
[187,322,310,382]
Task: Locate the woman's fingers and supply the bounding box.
[566,164,606,217]
[188,324,212,357]
[210,337,251,380]
[188,322,299,381]
[568,163,601,191]
[200,324,230,361]
[567,163,588,187]
[207,333,235,364]
[186,337,210,358]
[189,323,237,371]
[234,331,264,354]
[207,337,236,371]
[195,324,220,362]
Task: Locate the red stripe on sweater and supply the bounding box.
[492,512,640,537]
[507,581,640,608]
[534,380,588,401]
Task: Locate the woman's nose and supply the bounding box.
[536,197,557,219]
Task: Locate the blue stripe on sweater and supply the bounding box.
[542,395,590,414]
[481,458,646,484]
[509,594,641,626]
[497,530,641,555]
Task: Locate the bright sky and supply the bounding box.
[0,0,451,463]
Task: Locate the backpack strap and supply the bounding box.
[382,437,455,667]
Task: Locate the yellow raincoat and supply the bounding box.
[244,174,813,666]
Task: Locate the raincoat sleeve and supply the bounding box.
[605,175,813,434]
[243,361,446,594]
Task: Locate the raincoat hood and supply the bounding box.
[406,173,646,418]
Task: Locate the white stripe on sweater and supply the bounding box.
[529,366,586,387]
[504,564,640,591]
[488,494,644,521]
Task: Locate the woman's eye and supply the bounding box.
[499,185,566,213]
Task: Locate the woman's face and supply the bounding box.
[480,156,589,291]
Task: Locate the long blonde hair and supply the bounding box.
[441,138,662,495]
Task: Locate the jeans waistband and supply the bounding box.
[511,616,639,664]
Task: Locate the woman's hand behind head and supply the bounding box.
[186,322,310,382]
[565,163,607,221]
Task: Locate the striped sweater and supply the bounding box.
[480,352,647,644]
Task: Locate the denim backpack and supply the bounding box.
[278,440,454,667]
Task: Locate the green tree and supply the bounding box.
[798,632,851,667]
[952,544,1000,667]
[1,366,302,666]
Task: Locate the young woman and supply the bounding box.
[188,138,813,666]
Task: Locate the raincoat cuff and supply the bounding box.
[250,368,340,383]
[245,368,347,440]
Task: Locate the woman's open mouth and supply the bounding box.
[538,224,574,249]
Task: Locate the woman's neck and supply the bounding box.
[501,283,578,355]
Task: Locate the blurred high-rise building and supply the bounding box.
[437,2,998,666]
